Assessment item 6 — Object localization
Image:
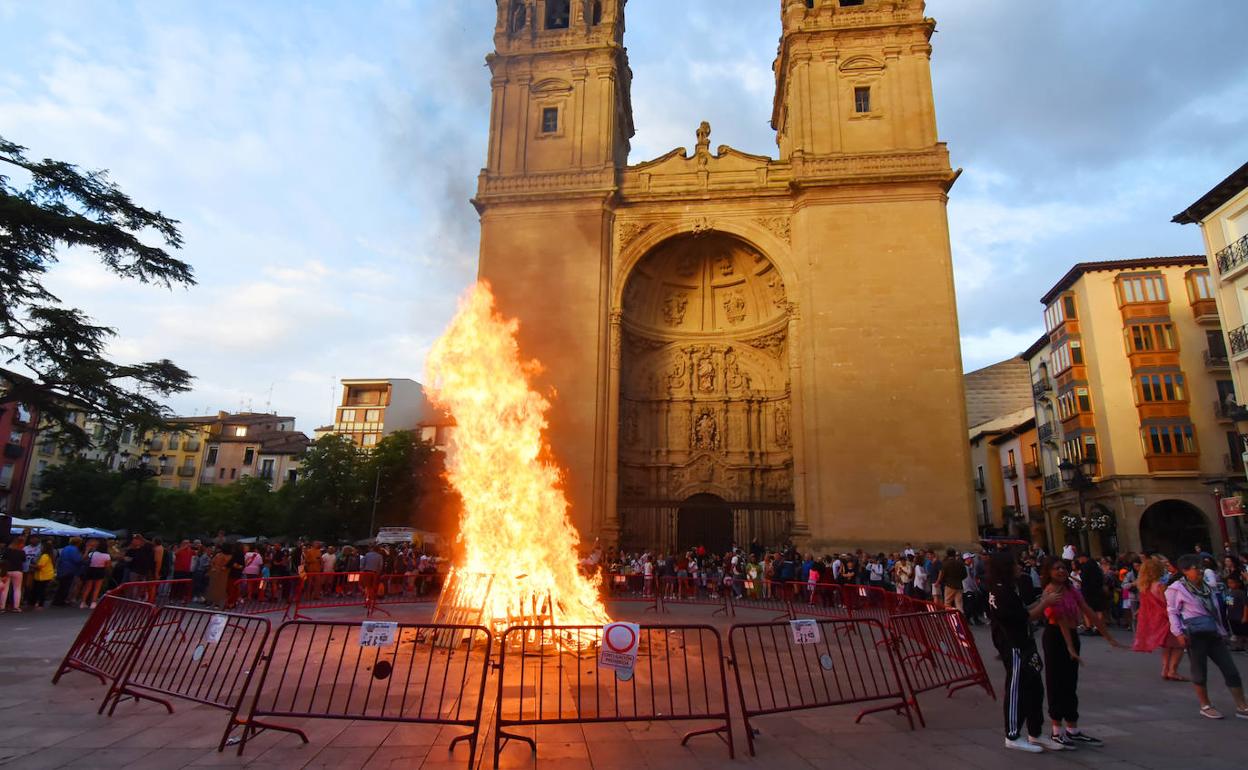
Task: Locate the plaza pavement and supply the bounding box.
[0,602,1243,769]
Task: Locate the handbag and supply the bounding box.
[1182,613,1220,636]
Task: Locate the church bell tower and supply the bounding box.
[474,0,635,540]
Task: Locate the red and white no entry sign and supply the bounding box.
[598,622,640,673]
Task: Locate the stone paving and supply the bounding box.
[0,602,1245,769]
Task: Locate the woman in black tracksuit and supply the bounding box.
[986,551,1060,752]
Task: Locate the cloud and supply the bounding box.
[961,326,1044,372]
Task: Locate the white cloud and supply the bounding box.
[960,326,1044,372]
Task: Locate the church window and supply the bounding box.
[545,0,570,29]
[592,1,602,25]
[854,86,871,113]
[509,1,526,32]
[541,107,559,133]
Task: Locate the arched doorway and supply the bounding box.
[616,231,794,552]
[1139,500,1211,559]
[677,494,733,553]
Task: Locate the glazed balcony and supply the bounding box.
[1191,296,1220,325]
[176,464,196,477]
[1216,234,1248,279]
[1043,473,1062,492]
[1038,423,1056,443]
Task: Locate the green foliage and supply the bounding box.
[0,136,195,447]
[31,430,453,541]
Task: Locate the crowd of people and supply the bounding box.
[0,530,443,612]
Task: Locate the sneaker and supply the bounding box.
[1005,736,1043,753]
[1065,731,1103,747]
[88,602,97,610]
[1049,733,1079,750]
[1032,735,1074,751]
[1200,705,1224,720]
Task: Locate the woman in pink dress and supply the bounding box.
[1133,556,1186,680]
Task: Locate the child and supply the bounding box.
[1224,574,1248,651]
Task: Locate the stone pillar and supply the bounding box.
[602,309,622,545]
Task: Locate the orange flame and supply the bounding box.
[425,282,609,628]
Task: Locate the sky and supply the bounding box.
[2,0,1247,433]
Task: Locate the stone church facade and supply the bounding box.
[474,0,976,552]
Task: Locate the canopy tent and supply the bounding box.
[9,517,116,539]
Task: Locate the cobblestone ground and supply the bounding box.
[0,602,1245,769]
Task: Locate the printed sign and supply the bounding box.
[359,621,398,648]
[1221,496,1245,518]
[376,527,416,544]
[790,618,821,645]
[204,614,228,643]
[598,622,640,672]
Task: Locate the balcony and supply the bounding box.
[1225,453,1245,473]
[1032,378,1052,398]
[1044,473,1062,492]
[1205,349,1230,370]
[1024,461,1042,479]
[1231,324,1248,360]
[1038,423,1056,443]
[972,476,985,492]
[1002,464,1018,479]
[176,465,195,477]
[1215,399,1237,422]
[1216,234,1248,277]
[1002,505,1025,522]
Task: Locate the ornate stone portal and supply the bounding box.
[617,233,794,551]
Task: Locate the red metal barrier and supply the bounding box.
[605,572,660,612]
[109,579,195,607]
[51,595,157,686]
[843,584,891,626]
[658,576,729,615]
[372,572,443,607]
[494,624,733,766]
[232,575,300,617]
[728,617,915,755]
[889,609,994,723]
[237,620,492,767]
[291,571,380,618]
[729,579,799,619]
[100,606,286,751]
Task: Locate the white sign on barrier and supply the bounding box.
[790,618,820,645]
[359,621,398,648]
[204,614,228,643]
[598,622,640,673]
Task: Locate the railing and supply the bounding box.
[1205,349,1230,369]
[972,476,985,492]
[1216,233,1248,275]
[1038,423,1055,442]
[1024,461,1041,478]
[1044,473,1062,492]
[1002,505,1023,521]
[183,439,200,451]
[1031,378,1051,397]
[1001,464,1018,479]
[1230,324,1248,358]
[1225,453,1244,472]
[1215,399,1238,421]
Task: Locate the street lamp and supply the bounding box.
[1058,457,1098,556]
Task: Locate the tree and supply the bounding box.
[0,136,195,447]
[288,434,369,540]
[31,456,126,524]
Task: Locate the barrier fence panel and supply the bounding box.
[109,579,194,607]
[51,595,156,686]
[604,573,660,612]
[728,579,799,619]
[238,620,492,768]
[889,609,994,718]
[728,617,915,756]
[494,624,733,767]
[373,572,443,608]
[101,606,276,751]
[232,575,300,617]
[658,576,729,615]
[843,585,891,626]
[292,571,378,618]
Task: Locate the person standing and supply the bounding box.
[29,546,54,610]
[1132,557,1185,680]
[986,551,1062,752]
[1166,554,1248,719]
[52,537,83,607]
[939,548,968,613]
[0,537,26,612]
[79,541,110,609]
[1040,557,1124,747]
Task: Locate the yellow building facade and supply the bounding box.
[1026,257,1238,557]
[474,0,975,551]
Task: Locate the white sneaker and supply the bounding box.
[1032,735,1073,751]
[1005,736,1043,753]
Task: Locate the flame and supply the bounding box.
[425,282,610,629]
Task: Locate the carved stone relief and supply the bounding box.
[715,254,734,277]
[756,216,792,244]
[775,403,791,449]
[693,349,716,393]
[692,409,719,451]
[662,292,688,326]
[666,357,687,392]
[725,349,751,392]
[722,290,747,324]
[618,221,654,249]
[765,273,787,307]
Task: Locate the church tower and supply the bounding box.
[475,0,635,539]
[471,0,977,551]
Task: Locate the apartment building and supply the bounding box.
[969,407,1042,541]
[1025,256,1239,558]
[330,379,432,448]
[194,412,309,491]
[0,370,39,515]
